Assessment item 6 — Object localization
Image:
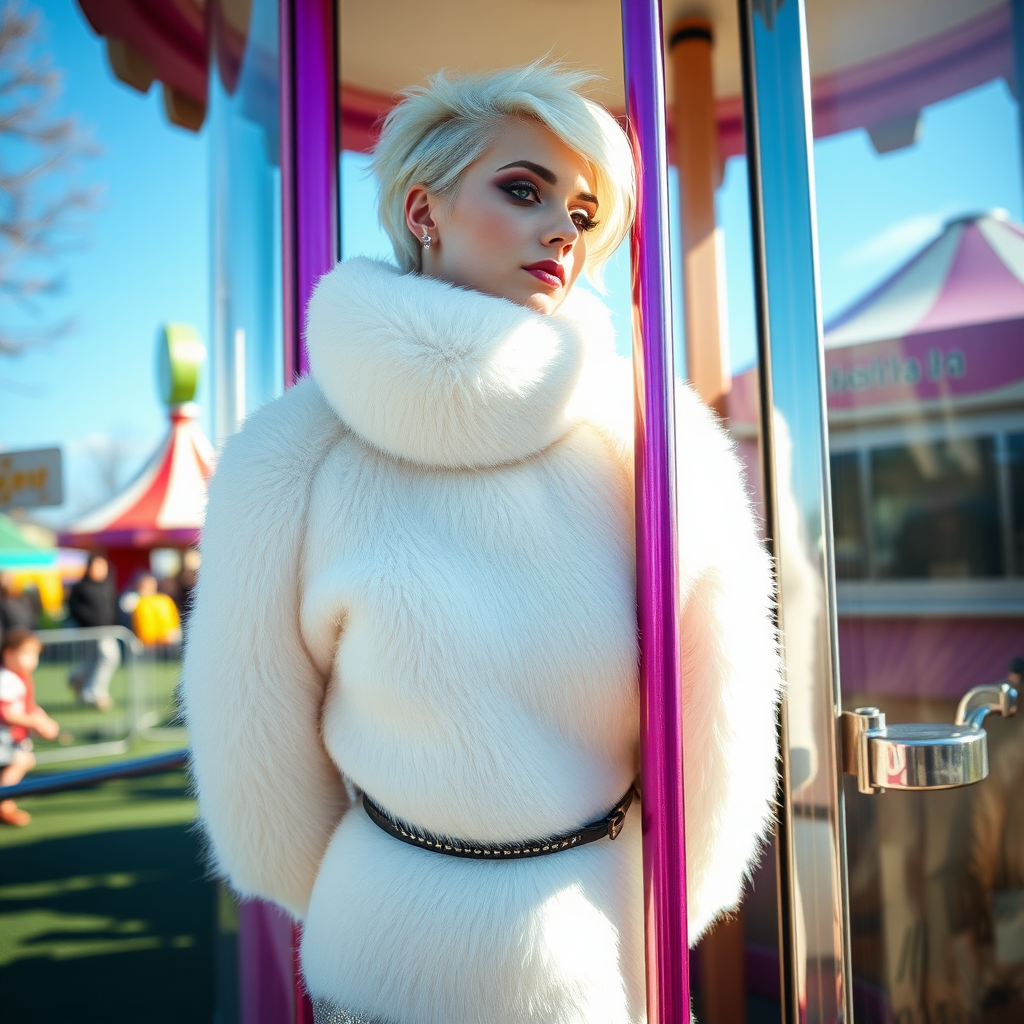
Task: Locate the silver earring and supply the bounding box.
[421,229,432,249]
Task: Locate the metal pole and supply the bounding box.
[280,0,339,384]
[621,2,689,1021]
[737,1,852,1020]
[279,4,339,1019]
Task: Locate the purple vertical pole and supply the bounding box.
[621,2,690,1022]
[280,0,339,384]
[278,1,339,1020]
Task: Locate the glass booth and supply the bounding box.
[77,1,1024,1021]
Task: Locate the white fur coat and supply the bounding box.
[181,258,781,1024]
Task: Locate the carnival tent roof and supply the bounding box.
[58,402,214,551]
[821,210,1024,419]
[826,210,1024,347]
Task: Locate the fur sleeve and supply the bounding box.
[181,378,349,919]
[673,384,782,941]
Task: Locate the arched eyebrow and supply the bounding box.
[495,160,599,208]
[496,160,556,184]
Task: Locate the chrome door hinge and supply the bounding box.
[840,683,1018,794]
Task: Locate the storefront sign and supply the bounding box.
[824,320,1024,411]
[0,448,63,511]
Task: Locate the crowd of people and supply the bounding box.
[0,549,198,712]
[0,550,198,827]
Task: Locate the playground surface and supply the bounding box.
[0,661,224,1024]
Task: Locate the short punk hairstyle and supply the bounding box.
[373,62,636,286]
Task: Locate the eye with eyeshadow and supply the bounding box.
[499,179,541,203]
[497,177,599,232]
[571,210,599,232]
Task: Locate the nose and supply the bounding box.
[543,210,580,254]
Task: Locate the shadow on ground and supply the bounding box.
[0,793,218,1023]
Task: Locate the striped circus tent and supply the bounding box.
[824,210,1024,417]
[59,402,214,584]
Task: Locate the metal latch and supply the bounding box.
[841,682,1018,794]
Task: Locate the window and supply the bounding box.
[869,437,1002,579]
[1009,433,1024,573]
[830,452,868,579]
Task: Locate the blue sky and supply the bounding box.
[0,3,210,520]
[1,4,1021,525]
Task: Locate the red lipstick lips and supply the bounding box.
[523,260,565,288]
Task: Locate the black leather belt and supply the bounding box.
[362,786,635,860]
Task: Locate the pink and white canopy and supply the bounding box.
[824,210,1024,415]
[59,403,214,550]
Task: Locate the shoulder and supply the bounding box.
[0,668,25,701]
[202,380,349,560]
[210,379,347,505]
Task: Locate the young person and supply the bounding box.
[68,553,120,710]
[0,629,59,827]
[183,63,782,1024]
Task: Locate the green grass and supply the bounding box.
[0,754,224,1023]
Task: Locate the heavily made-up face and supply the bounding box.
[405,118,599,315]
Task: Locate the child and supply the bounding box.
[131,573,181,647]
[0,628,59,826]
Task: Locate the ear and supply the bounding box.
[404,184,437,244]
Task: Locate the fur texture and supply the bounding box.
[181,258,782,1024]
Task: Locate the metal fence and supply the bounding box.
[32,626,185,764]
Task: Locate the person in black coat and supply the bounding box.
[68,555,118,629]
[0,571,40,644]
[68,554,120,710]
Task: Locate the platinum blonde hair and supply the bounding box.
[373,62,636,286]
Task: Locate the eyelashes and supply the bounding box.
[497,179,600,232]
[500,179,541,203]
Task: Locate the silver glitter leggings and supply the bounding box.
[311,1000,392,1024]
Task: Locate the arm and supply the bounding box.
[673,385,782,941]
[2,706,56,735]
[181,379,349,918]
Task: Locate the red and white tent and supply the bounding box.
[59,402,214,584]
[823,209,1024,419]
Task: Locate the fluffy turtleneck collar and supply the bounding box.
[305,258,619,470]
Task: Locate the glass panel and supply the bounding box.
[870,438,1003,580]
[832,452,869,580]
[805,0,1024,1020]
[1009,433,1024,571]
[208,0,283,443]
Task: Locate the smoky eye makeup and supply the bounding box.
[497,177,541,203]
[495,176,600,231]
[571,210,599,232]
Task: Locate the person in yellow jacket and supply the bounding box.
[131,573,181,647]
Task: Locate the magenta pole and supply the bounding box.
[278,2,339,1021]
[280,0,339,384]
[621,1,690,1021]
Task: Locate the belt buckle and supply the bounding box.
[607,807,627,840]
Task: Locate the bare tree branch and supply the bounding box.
[0,1,100,357]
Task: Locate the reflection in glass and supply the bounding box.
[870,439,1002,580]
[208,0,283,443]
[831,453,868,580]
[807,0,1024,1018]
[1009,434,1024,571]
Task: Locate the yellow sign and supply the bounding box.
[0,448,63,511]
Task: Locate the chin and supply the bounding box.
[519,290,562,315]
